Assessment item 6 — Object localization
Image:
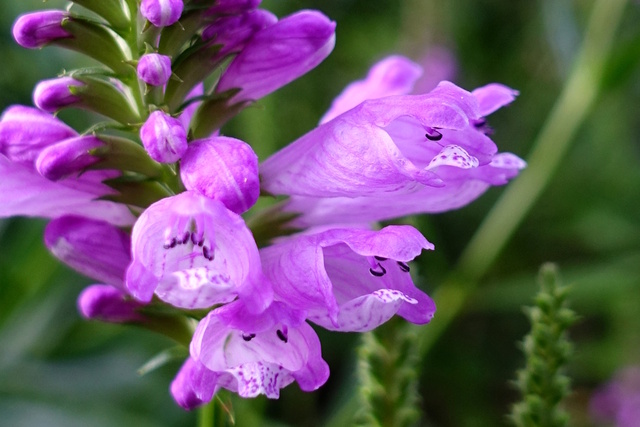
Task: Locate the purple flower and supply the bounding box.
[178,83,204,131]
[202,9,277,55]
[0,105,77,165]
[137,53,172,87]
[180,137,260,214]
[140,0,184,27]
[261,226,435,332]
[261,81,525,225]
[320,55,423,124]
[44,215,131,288]
[181,299,328,403]
[35,135,103,180]
[78,284,144,323]
[140,110,187,163]
[216,10,336,102]
[591,366,640,427]
[33,77,83,113]
[125,191,272,311]
[205,0,261,15]
[12,10,71,49]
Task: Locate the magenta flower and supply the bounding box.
[178,83,204,131]
[137,53,172,87]
[35,134,103,180]
[205,0,261,15]
[140,110,187,163]
[216,10,336,102]
[44,215,131,288]
[261,226,435,332]
[125,191,272,311]
[78,285,144,323]
[591,366,640,427]
[261,80,525,225]
[140,0,184,27]
[180,137,260,214]
[181,300,329,404]
[0,105,77,165]
[202,9,277,55]
[33,76,83,113]
[12,10,71,49]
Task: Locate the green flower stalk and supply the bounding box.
[510,263,578,427]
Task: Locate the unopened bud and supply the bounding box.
[33,76,83,113]
[12,10,71,49]
[35,135,103,180]
[140,110,187,163]
[141,0,184,27]
[137,53,172,86]
[78,285,144,323]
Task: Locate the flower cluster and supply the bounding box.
[2,0,524,409]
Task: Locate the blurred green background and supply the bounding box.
[1,0,640,426]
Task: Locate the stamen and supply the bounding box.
[202,245,215,261]
[397,261,410,273]
[369,262,387,277]
[276,329,288,343]
[242,333,256,342]
[163,237,177,249]
[374,256,388,261]
[180,231,190,244]
[425,128,443,141]
[190,232,204,246]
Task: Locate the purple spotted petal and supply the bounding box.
[0,155,134,225]
[0,105,77,166]
[190,300,329,398]
[12,10,71,49]
[125,191,272,311]
[216,10,335,102]
[320,55,423,124]
[78,284,144,323]
[45,215,131,288]
[260,226,435,331]
[33,77,83,113]
[180,137,260,214]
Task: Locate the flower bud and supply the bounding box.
[78,285,144,323]
[137,53,172,86]
[0,105,78,165]
[141,0,184,27]
[45,215,131,287]
[140,111,187,163]
[35,135,103,180]
[202,10,277,55]
[12,10,71,49]
[33,77,83,113]
[180,137,259,214]
[216,10,336,102]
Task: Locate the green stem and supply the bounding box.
[198,398,215,427]
[412,0,628,358]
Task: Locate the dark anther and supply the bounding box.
[190,232,204,246]
[202,246,215,261]
[163,238,177,249]
[397,261,411,273]
[242,333,256,342]
[180,232,190,244]
[374,256,388,261]
[473,118,487,128]
[425,129,443,141]
[369,263,387,277]
[276,329,288,343]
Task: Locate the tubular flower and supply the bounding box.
[12,10,71,49]
[125,191,272,311]
[261,79,525,225]
[44,215,131,288]
[179,300,329,405]
[33,76,83,113]
[180,136,260,214]
[216,10,336,102]
[202,9,277,56]
[261,226,435,332]
[35,134,103,180]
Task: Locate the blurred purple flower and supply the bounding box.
[137,53,172,87]
[591,366,640,427]
[125,191,272,311]
[180,299,328,404]
[180,136,260,214]
[78,284,144,323]
[33,76,83,113]
[140,0,183,27]
[261,225,435,332]
[205,0,261,15]
[216,10,336,102]
[140,110,187,163]
[12,10,71,49]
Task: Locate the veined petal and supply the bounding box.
[190,300,329,398]
[260,226,435,331]
[125,191,271,311]
[0,155,133,225]
[320,55,423,124]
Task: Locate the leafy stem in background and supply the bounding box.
[509,263,578,427]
